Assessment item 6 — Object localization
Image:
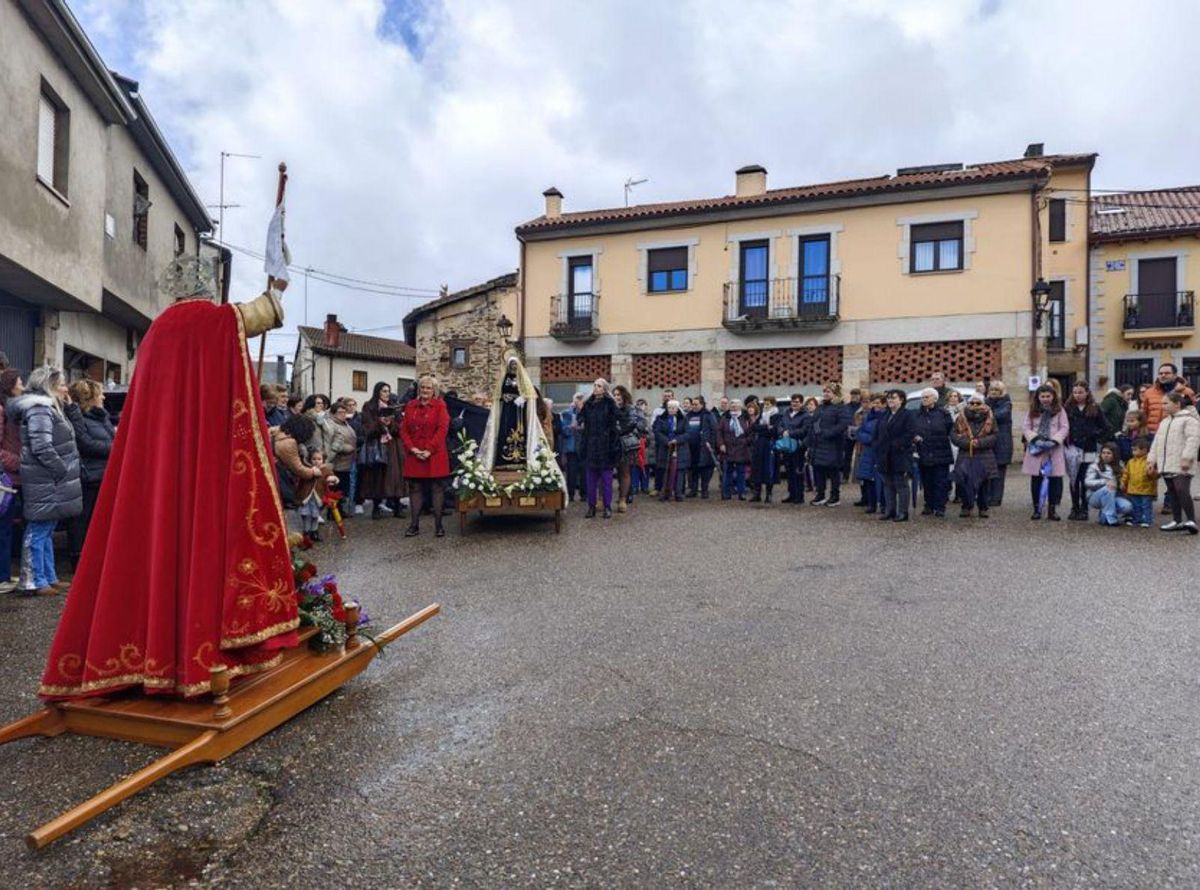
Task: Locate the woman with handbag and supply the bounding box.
[1022,384,1069,520]
[612,385,642,513]
[358,381,405,520]
[578,378,620,518]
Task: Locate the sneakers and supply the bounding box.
[616,502,627,513]
[1184,520,1199,535]
[1139,522,1151,528]
[811,497,828,506]
[825,498,840,507]
[1161,521,1180,532]
[354,504,364,515]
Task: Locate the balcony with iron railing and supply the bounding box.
[550,292,600,341]
[722,275,840,333]
[1122,291,1194,337]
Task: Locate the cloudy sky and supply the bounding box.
[71,0,1200,359]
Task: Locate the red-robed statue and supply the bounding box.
[39,281,298,699]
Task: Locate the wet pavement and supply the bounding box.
[1,496,1199,887]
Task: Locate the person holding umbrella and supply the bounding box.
[1022,384,1069,520]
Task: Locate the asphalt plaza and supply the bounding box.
[1,497,1197,887]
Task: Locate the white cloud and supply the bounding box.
[70,0,1200,362]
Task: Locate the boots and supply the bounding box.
[434,519,445,538]
[586,505,597,518]
[1047,505,1061,521]
[404,521,419,537]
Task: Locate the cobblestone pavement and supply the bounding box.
[1,496,1198,887]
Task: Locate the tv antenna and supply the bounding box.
[624,177,648,207]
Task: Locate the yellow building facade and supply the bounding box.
[1088,188,1200,388]
[514,147,1094,413]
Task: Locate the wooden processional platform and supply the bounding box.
[0,603,439,849]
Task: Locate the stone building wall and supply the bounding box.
[414,286,515,396]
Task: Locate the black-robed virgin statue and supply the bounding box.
[494,369,526,469]
[477,351,565,490]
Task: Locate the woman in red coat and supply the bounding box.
[400,375,451,537]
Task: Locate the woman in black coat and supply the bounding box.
[612,385,642,513]
[684,396,719,499]
[807,383,850,505]
[873,389,916,521]
[1064,382,1110,521]
[652,400,692,502]
[912,388,954,517]
[986,381,1014,506]
[578,379,620,518]
[64,379,115,570]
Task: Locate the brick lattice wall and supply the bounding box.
[540,354,612,382]
[869,339,1002,383]
[725,347,843,388]
[632,352,702,389]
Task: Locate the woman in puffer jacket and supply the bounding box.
[1147,392,1200,534]
[64,378,115,570]
[11,366,81,595]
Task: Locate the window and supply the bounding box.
[104,213,116,239]
[1113,358,1154,389]
[133,171,149,250]
[738,240,769,316]
[647,246,688,292]
[1048,198,1066,242]
[797,235,830,307]
[910,221,963,272]
[174,223,186,257]
[1047,280,1065,349]
[351,370,368,391]
[1183,358,1200,388]
[36,84,69,196]
[568,256,594,324]
[450,344,469,369]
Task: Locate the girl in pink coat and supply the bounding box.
[1022,384,1069,520]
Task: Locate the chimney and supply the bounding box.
[323,313,344,349]
[735,165,767,197]
[543,187,563,219]
[1024,142,1044,159]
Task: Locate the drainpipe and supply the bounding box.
[1084,164,1093,385]
[1030,180,1043,382]
[518,236,527,349]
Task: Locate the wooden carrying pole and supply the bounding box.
[258,162,288,379]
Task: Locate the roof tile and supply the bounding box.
[1091,187,1200,241]
[516,154,1096,234]
[298,327,416,363]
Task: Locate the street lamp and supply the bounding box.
[1031,278,1052,329]
[496,313,513,344]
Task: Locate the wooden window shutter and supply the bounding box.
[1048,199,1066,242]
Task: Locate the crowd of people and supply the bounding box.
[3,357,1193,598]
[554,365,1199,533]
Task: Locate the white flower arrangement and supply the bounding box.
[452,431,563,501]
[510,443,563,495]
[452,431,500,499]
